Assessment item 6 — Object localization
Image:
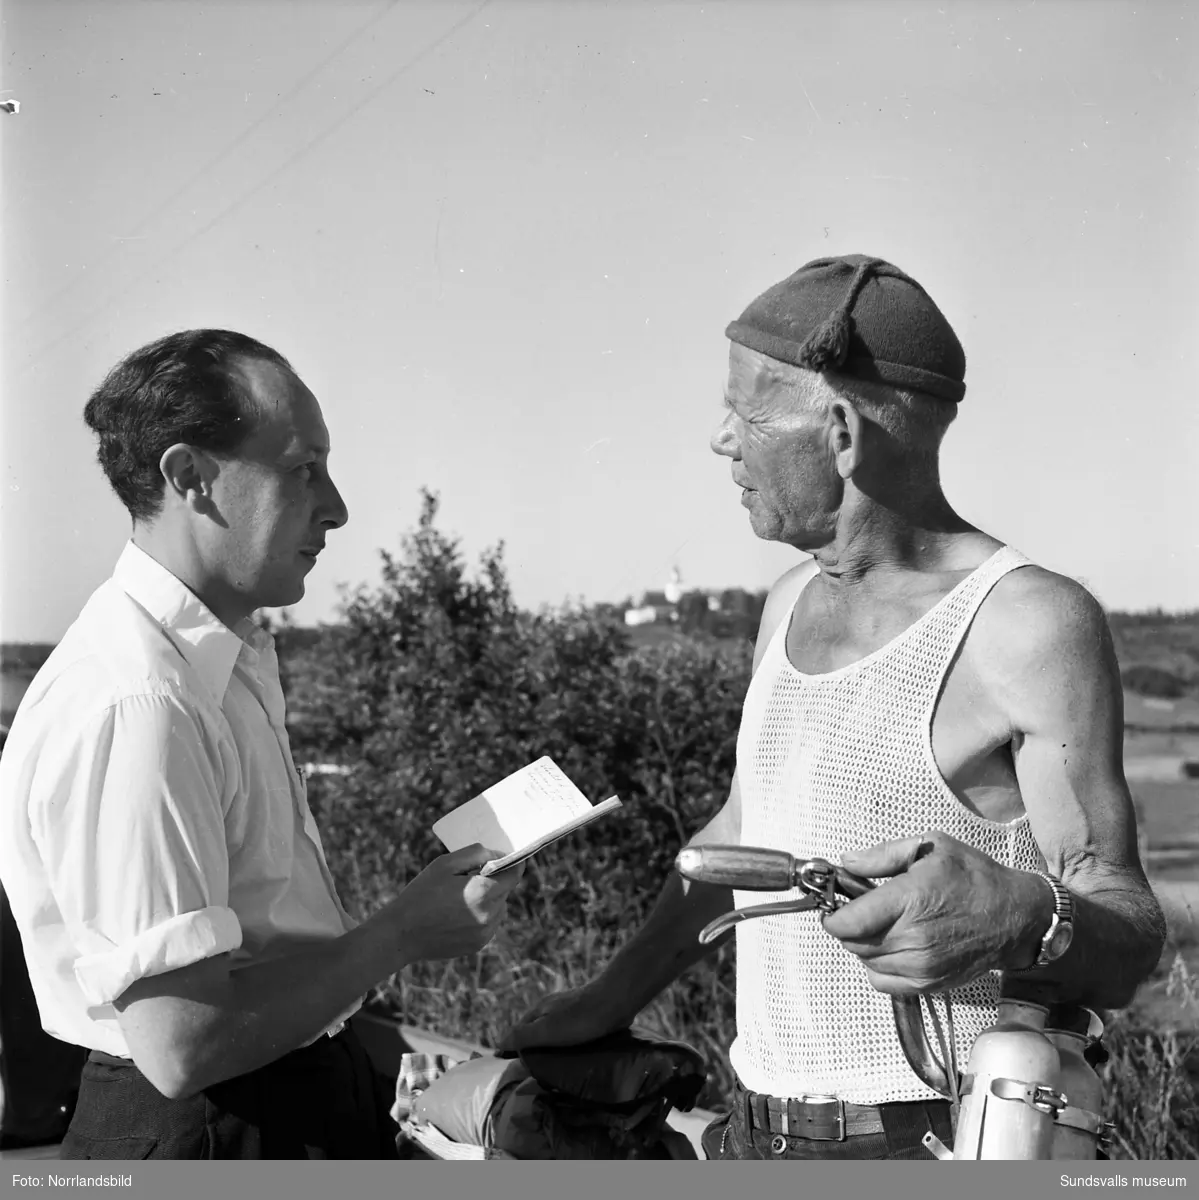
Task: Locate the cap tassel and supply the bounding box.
[796,308,852,371]
[796,257,884,373]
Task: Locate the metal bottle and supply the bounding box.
[1044,1006,1106,1160]
[950,996,1063,1159]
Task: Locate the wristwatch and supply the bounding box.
[1011,871,1075,972]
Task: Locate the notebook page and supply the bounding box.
[432,757,593,854]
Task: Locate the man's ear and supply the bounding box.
[826,400,866,480]
[159,443,218,509]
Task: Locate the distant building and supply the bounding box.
[624,567,685,626]
[664,567,682,605]
[620,566,768,639]
[623,606,660,627]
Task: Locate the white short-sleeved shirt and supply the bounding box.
[0,542,359,1057]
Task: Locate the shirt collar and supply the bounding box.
[112,541,272,703]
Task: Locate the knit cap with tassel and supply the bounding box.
[725,255,967,404]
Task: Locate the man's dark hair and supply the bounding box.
[83,329,294,521]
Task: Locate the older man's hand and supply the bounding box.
[820,831,1049,994]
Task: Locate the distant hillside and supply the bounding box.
[5,607,1199,727]
[1109,612,1199,698]
[1,643,54,725]
[626,609,1199,700]
[2,643,56,673]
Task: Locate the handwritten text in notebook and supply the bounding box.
[478,758,592,848]
[430,756,621,872]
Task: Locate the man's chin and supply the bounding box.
[745,507,783,542]
[260,579,306,609]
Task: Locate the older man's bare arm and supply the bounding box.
[825,570,1166,1009]
[982,569,1166,1003]
[497,774,742,1053]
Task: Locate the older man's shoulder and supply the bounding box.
[961,562,1126,737]
[973,562,1115,680]
[752,560,820,667]
[767,558,819,613]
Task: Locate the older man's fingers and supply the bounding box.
[839,833,937,880]
[821,882,907,941]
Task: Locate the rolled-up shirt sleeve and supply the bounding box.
[29,689,243,1008]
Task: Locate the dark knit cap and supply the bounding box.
[725,255,967,403]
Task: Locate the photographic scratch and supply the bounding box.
[1064,77,1098,107]
[583,438,612,456]
[800,82,821,120]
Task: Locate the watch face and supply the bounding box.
[1046,922,1074,961]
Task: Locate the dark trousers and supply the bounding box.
[61,1026,400,1160]
[701,1082,953,1161]
[0,885,87,1148]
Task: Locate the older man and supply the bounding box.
[0,330,520,1158]
[502,256,1165,1159]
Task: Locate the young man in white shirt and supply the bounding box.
[0,330,520,1159]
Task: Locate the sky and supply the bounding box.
[1,0,1196,643]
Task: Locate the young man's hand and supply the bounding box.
[387,844,525,964]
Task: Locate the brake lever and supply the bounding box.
[695,894,826,945]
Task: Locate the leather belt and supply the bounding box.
[745,1090,886,1141]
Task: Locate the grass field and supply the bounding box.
[1121,715,1198,1068]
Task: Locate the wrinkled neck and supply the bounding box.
[809,486,975,588]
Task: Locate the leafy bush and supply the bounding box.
[282,491,745,1107]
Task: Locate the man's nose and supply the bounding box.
[319,475,350,529]
[710,416,740,459]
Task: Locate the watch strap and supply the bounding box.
[1009,870,1074,973]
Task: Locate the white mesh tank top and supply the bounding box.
[728,545,1044,1104]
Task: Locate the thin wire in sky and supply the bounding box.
[15,0,402,339]
[17,0,493,378]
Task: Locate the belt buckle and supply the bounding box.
[798,1093,846,1142]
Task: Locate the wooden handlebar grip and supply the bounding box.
[674,845,797,891]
